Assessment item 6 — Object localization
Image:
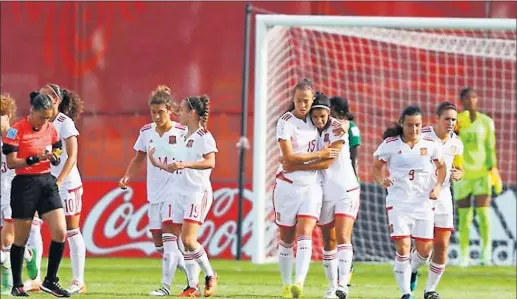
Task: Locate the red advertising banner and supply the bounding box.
[40,181,254,259]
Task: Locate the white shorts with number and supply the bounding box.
[0,203,12,227]
[387,206,434,241]
[162,189,213,225]
[273,179,323,227]
[319,186,360,226]
[60,186,83,217]
[434,187,454,231]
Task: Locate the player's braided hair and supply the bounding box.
[185,95,210,128]
[0,93,17,120]
[382,105,422,140]
[149,85,173,109]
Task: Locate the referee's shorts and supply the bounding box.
[10,173,63,220]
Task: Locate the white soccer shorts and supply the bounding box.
[434,188,454,231]
[0,202,12,227]
[162,189,213,225]
[272,179,323,227]
[319,186,360,226]
[148,202,167,232]
[387,206,434,241]
[60,186,83,217]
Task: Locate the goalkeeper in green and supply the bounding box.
[454,87,503,267]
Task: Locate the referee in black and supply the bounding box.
[2,92,70,297]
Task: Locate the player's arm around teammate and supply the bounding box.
[371,106,445,299]
[273,80,339,299]
[40,84,87,293]
[2,92,70,297]
[149,95,218,297]
[283,94,358,299]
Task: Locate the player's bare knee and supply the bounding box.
[279,226,296,244]
[1,223,14,245]
[51,226,67,243]
[394,238,411,255]
[415,241,433,258]
[295,218,316,236]
[66,215,81,231]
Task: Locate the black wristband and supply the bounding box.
[50,154,61,166]
[26,155,40,166]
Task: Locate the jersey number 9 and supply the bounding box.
[408,169,415,181]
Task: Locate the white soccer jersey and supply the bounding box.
[421,126,464,189]
[318,118,359,198]
[276,112,319,185]
[373,135,443,217]
[1,140,16,205]
[134,121,186,203]
[173,127,218,195]
[51,113,82,189]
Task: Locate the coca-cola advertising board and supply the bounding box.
[39,181,254,259]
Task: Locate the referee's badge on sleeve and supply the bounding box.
[6,127,17,140]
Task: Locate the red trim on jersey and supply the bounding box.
[422,126,432,132]
[296,214,318,221]
[434,226,454,232]
[390,235,411,240]
[386,206,393,211]
[149,228,162,233]
[173,123,186,130]
[280,113,292,121]
[275,172,293,184]
[335,213,356,221]
[184,219,202,225]
[140,124,152,132]
[346,186,360,192]
[423,136,435,141]
[57,115,67,122]
[385,137,398,143]
[197,129,207,137]
[317,220,335,228]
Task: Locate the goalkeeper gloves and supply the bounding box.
[489,167,503,195]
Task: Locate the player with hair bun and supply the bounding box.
[149,95,218,297]
[120,85,199,297]
[371,105,446,299]
[281,93,359,299]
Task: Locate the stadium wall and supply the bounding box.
[1,2,515,263]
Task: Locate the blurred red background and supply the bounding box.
[2,1,515,185]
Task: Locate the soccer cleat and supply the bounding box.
[410,271,420,292]
[400,294,411,299]
[335,285,348,299]
[149,286,171,296]
[23,279,42,292]
[290,282,303,298]
[66,280,86,294]
[11,286,30,297]
[25,248,38,280]
[281,285,291,298]
[178,285,201,297]
[424,291,440,299]
[347,264,355,287]
[324,286,338,299]
[203,273,218,297]
[40,278,70,298]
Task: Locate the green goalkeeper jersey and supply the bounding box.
[348,122,361,148]
[456,111,497,180]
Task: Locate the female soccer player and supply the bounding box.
[273,79,340,299]
[454,87,501,267]
[409,102,464,299]
[119,85,199,297]
[371,105,446,299]
[149,95,218,297]
[2,91,69,297]
[0,95,39,295]
[281,94,359,299]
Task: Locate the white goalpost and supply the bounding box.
[251,15,516,264]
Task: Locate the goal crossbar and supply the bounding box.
[251,15,516,264]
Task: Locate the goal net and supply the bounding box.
[251,15,516,264]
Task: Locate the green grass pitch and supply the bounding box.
[25,258,515,298]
